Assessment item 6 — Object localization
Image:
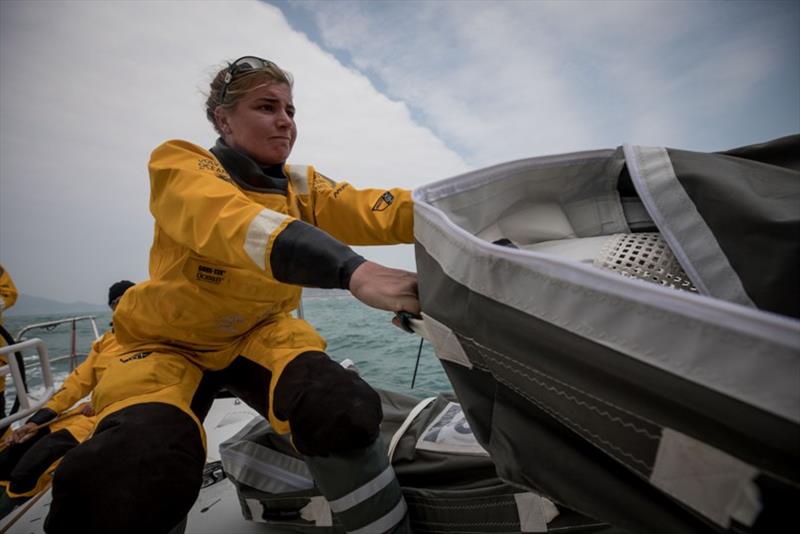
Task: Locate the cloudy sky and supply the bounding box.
[0,0,797,305]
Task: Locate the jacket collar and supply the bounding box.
[210,138,289,194]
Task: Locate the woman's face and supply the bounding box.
[217,82,297,165]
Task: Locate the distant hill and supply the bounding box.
[4,293,106,317]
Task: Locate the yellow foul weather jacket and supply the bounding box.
[0,265,17,323]
[43,330,122,416]
[0,264,19,393]
[114,139,413,356]
[27,330,124,433]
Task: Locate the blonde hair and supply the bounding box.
[205,60,294,135]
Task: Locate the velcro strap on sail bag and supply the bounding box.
[219,387,612,532]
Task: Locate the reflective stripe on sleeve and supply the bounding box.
[244,209,289,270]
[327,464,395,513]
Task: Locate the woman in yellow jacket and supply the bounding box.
[0,281,133,517]
[46,58,419,534]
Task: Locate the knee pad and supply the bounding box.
[274,352,382,456]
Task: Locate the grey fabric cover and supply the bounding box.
[412,135,800,534]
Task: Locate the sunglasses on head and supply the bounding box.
[219,56,279,105]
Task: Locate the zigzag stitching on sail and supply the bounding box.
[479,342,800,493]
[489,365,653,472]
[416,519,522,527]
[460,335,661,439]
[456,332,800,490]
[404,499,516,510]
[489,351,660,440]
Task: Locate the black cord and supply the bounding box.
[410,337,424,389]
[395,311,424,388]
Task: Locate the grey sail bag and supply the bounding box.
[411,135,800,534]
[220,387,621,533]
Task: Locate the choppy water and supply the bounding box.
[1,295,451,415]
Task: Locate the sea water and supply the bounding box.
[1,294,452,417]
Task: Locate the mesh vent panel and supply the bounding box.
[594,233,697,293]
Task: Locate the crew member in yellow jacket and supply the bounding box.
[0,280,133,518]
[0,264,20,441]
[0,265,17,323]
[46,57,419,534]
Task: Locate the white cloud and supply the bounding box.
[0,0,466,303]
[297,0,797,160]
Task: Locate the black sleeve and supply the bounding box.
[28,407,58,426]
[271,220,367,289]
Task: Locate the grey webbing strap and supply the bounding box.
[403,490,556,532]
[327,465,395,513]
[219,418,314,494]
[348,499,408,534]
[623,144,754,307]
[222,445,314,494]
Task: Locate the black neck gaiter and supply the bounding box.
[210,138,289,194]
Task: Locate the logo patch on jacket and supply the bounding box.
[316,173,337,188]
[196,264,226,284]
[372,191,394,211]
[198,158,232,182]
[120,351,151,363]
[332,183,350,199]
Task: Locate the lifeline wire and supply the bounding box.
[410,337,424,389]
